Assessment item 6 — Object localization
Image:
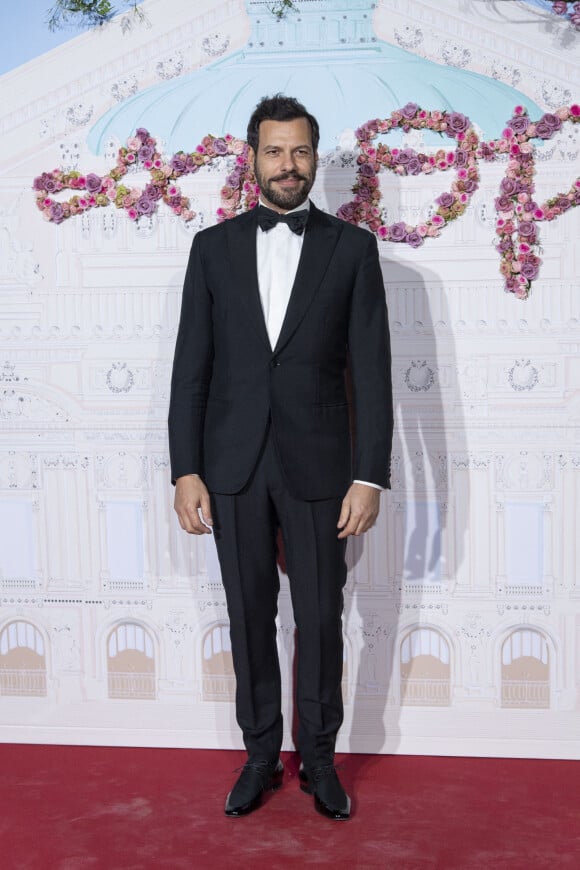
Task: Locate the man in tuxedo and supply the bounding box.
[169,95,393,820]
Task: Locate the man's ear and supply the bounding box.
[248,147,255,170]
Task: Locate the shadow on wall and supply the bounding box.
[317,162,469,758]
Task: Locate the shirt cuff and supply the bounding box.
[353,479,384,491]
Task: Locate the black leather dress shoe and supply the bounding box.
[299,764,351,820]
[224,759,284,817]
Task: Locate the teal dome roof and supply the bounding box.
[89,0,542,154]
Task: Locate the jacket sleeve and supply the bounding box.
[168,232,214,484]
[348,231,393,488]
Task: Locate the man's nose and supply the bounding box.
[279,151,298,172]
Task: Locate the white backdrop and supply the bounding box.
[1,0,579,758]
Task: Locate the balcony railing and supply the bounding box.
[202,674,236,701]
[0,668,47,696]
[401,677,450,706]
[501,679,549,708]
[108,671,156,699]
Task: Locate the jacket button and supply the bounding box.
[271,359,280,368]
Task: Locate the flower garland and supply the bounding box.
[33,104,580,299]
[550,1,580,31]
[479,104,580,299]
[336,102,579,299]
[337,103,481,248]
[33,128,257,226]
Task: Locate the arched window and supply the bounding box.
[0,620,47,696]
[202,624,234,701]
[400,627,450,706]
[107,622,156,700]
[501,629,549,709]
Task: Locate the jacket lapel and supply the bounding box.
[273,204,342,354]
[225,208,271,350]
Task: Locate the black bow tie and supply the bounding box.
[257,206,309,235]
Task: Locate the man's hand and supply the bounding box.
[337,483,380,539]
[174,474,213,535]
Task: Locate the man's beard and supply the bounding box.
[254,163,315,211]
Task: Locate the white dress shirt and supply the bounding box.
[256,199,382,492]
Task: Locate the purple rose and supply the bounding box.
[388,222,407,242]
[43,176,58,193]
[135,127,150,141]
[359,162,376,177]
[542,113,561,131]
[557,196,571,210]
[85,173,102,193]
[33,173,51,191]
[356,186,372,202]
[520,261,539,280]
[136,195,156,216]
[337,203,356,222]
[535,121,554,139]
[213,138,228,155]
[401,102,419,120]
[171,154,187,173]
[495,195,514,212]
[508,115,530,134]
[462,179,478,193]
[138,145,154,161]
[144,183,162,201]
[552,0,567,12]
[496,238,512,253]
[446,112,470,134]
[455,149,468,166]
[437,192,455,208]
[406,158,422,175]
[500,177,518,196]
[50,203,64,223]
[518,220,536,238]
[406,231,424,248]
[396,148,416,165]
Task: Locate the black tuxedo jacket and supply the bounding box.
[168,202,393,501]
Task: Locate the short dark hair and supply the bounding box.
[246,94,320,153]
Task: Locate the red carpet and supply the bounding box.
[2,745,579,869]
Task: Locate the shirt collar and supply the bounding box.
[258,198,310,216]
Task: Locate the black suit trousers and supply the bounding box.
[211,429,347,769]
